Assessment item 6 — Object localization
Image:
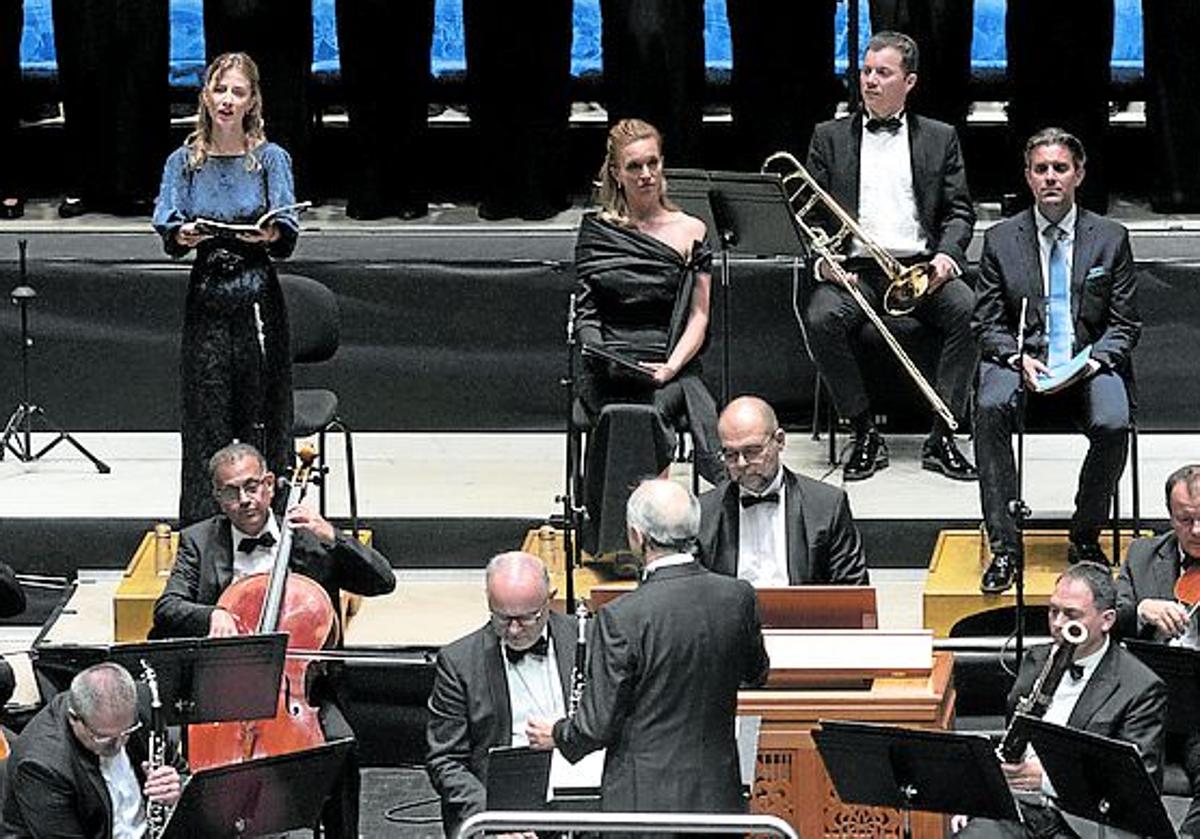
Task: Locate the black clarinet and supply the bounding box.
[568,601,589,718]
[140,658,169,839]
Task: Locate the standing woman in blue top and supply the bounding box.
[153,52,301,526]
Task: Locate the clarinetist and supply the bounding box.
[1,662,183,838]
[956,562,1166,838]
[425,552,585,839]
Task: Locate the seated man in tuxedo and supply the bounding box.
[974,127,1139,594]
[151,441,396,839]
[957,561,1166,837]
[698,395,868,586]
[1115,463,1200,834]
[2,662,182,837]
[425,552,580,837]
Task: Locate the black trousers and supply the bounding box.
[50,0,169,209]
[600,0,706,167]
[463,0,571,220]
[802,262,976,429]
[317,697,360,839]
[975,360,1129,558]
[335,0,434,218]
[0,0,20,198]
[726,0,838,169]
[1006,0,1113,212]
[869,0,975,130]
[204,0,314,200]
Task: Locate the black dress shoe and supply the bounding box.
[0,197,23,220]
[396,202,428,220]
[1068,540,1110,567]
[346,200,390,221]
[921,434,979,481]
[980,552,1018,594]
[57,197,88,218]
[843,429,888,481]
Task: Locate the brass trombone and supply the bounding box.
[762,151,957,431]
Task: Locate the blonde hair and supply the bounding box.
[186,52,267,172]
[595,118,677,226]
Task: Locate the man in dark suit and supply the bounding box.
[804,30,977,484]
[527,479,769,817]
[151,441,395,839]
[698,395,868,586]
[2,662,182,838]
[958,561,1167,838]
[426,552,579,837]
[1115,464,1200,834]
[973,127,1140,594]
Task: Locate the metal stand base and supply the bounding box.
[1,402,110,473]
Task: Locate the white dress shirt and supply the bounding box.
[1034,637,1109,797]
[231,515,283,579]
[503,632,565,747]
[856,113,929,259]
[736,468,788,588]
[100,748,148,839]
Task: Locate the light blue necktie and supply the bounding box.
[1046,224,1072,369]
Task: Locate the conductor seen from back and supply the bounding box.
[527,479,769,817]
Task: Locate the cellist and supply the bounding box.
[151,441,396,839]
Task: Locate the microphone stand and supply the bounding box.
[1007,298,1032,666]
[1,239,109,473]
[709,189,738,406]
[557,294,584,613]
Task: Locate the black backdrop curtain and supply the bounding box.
[600,0,706,167]
[1142,0,1200,212]
[463,0,572,220]
[204,0,315,201]
[50,0,169,211]
[335,0,434,220]
[726,0,838,170]
[1005,0,1113,213]
[869,0,974,131]
[0,0,20,200]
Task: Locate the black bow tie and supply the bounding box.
[865,115,903,134]
[740,492,779,509]
[237,532,276,553]
[504,635,549,663]
[1067,662,1085,681]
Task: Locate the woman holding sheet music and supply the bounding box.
[574,118,723,563]
[152,52,302,525]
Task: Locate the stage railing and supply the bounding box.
[455,810,799,839]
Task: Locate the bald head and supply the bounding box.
[626,479,700,559]
[718,395,784,494]
[486,551,552,650]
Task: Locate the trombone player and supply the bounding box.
[802,31,977,482]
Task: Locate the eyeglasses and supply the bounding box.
[490,604,548,629]
[69,709,142,746]
[1172,514,1200,532]
[213,475,267,504]
[720,435,777,465]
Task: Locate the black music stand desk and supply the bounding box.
[1126,639,1200,736]
[35,634,287,726]
[665,168,807,402]
[1015,713,1177,838]
[814,719,1019,837]
[160,738,353,838]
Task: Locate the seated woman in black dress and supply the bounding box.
[575,118,723,560]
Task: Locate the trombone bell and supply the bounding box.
[883,263,933,316]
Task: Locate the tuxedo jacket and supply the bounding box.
[425,611,578,838]
[805,111,975,268]
[972,206,1141,378]
[1115,530,1186,640]
[697,467,868,585]
[1008,640,1167,788]
[1,691,173,839]
[554,562,769,814]
[151,513,396,639]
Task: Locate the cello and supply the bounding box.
[188,448,339,769]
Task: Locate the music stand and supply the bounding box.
[1015,713,1177,838]
[34,635,286,726]
[158,737,354,838]
[813,720,1019,839]
[665,169,807,404]
[487,745,553,811]
[1126,639,1200,736]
